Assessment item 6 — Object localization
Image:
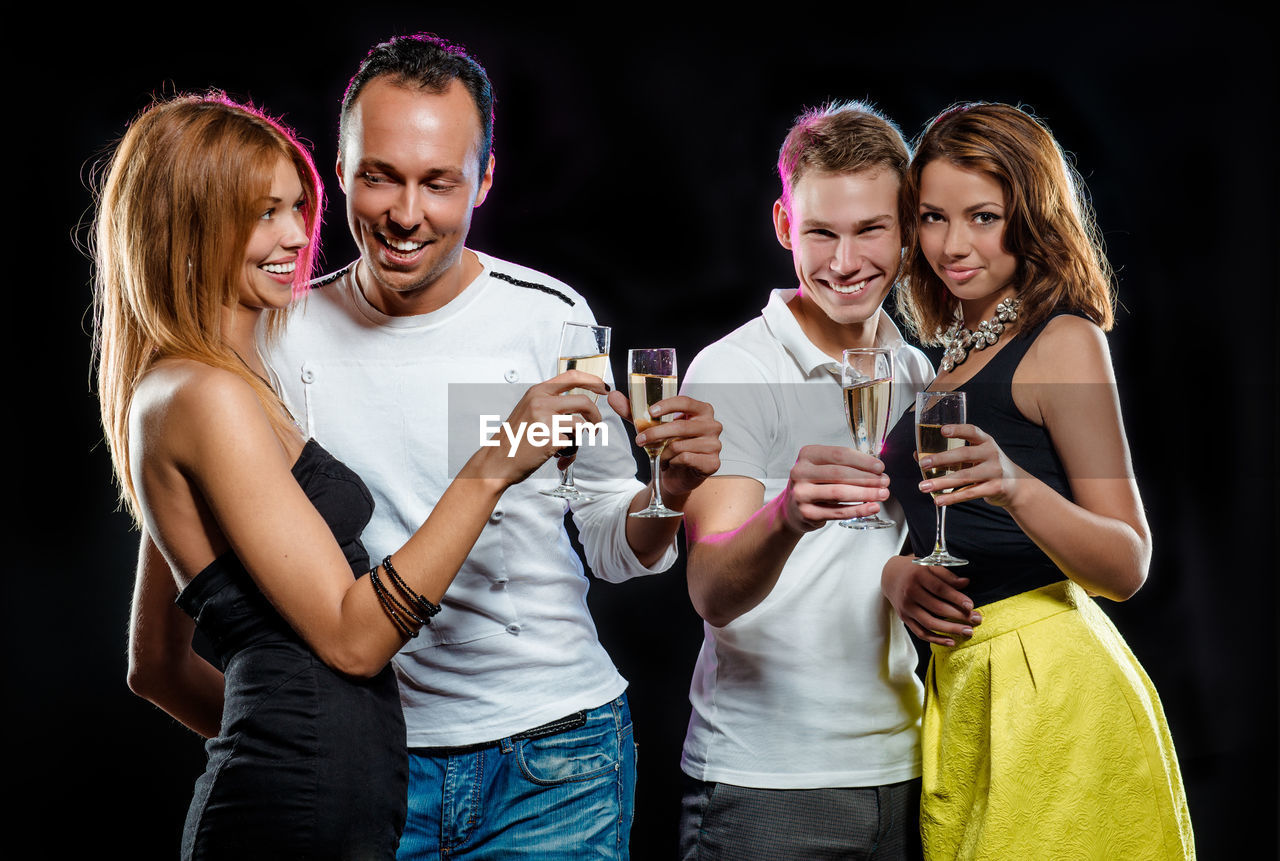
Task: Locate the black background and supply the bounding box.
[24,5,1275,857]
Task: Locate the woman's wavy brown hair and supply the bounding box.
[897,102,1115,345]
[91,92,323,521]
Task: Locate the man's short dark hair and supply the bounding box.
[339,33,494,174]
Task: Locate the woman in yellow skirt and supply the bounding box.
[879,103,1195,859]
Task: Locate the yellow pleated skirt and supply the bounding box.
[921,580,1195,860]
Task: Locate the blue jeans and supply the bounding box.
[396,695,636,859]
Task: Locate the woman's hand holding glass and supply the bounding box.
[540,322,611,501]
[481,371,607,487]
[917,422,1028,510]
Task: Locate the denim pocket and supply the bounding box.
[514,713,623,785]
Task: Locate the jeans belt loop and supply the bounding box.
[410,710,587,758]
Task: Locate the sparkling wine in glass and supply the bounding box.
[914,390,968,566]
[839,347,895,529]
[627,348,682,519]
[539,321,610,502]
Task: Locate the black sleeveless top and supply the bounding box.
[881,315,1075,608]
[175,439,407,859]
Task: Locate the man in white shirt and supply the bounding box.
[676,102,941,859]
[266,33,720,859]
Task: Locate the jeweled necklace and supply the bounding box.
[939,297,1021,373]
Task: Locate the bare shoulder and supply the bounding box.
[136,359,260,423]
[133,359,279,466]
[1023,315,1113,384]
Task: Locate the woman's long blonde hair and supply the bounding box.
[91,93,323,521]
[897,102,1115,344]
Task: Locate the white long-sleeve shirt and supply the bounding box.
[264,251,676,747]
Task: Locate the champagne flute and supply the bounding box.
[539,321,610,502]
[839,347,895,529]
[627,348,682,519]
[914,390,968,566]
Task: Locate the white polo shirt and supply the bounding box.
[679,289,932,788]
[264,251,676,747]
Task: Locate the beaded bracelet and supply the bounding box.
[382,555,442,620]
[368,566,421,638]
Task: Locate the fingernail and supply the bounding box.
[919,481,933,492]
[941,426,953,436]
[879,488,889,499]
[919,456,933,468]
[962,601,973,611]
[961,627,973,636]
[970,614,982,625]
[635,434,646,446]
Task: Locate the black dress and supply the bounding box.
[176,439,407,860]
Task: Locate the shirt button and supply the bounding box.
[504,369,520,383]
[490,509,504,523]
[506,623,522,634]
[301,368,316,384]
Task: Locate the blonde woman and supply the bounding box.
[93,93,599,859]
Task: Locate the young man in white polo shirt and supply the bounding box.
[676,102,941,859]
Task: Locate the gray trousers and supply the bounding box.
[678,774,923,860]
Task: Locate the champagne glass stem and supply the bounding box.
[544,451,582,497]
[932,503,950,559]
[647,449,665,510]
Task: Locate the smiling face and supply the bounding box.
[338,77,493,316]
[240,156,309,311]
[774,167,901,353]
[917,159,1018,320]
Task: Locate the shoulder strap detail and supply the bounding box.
[489,270,575,306]
[307,262,355,290]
